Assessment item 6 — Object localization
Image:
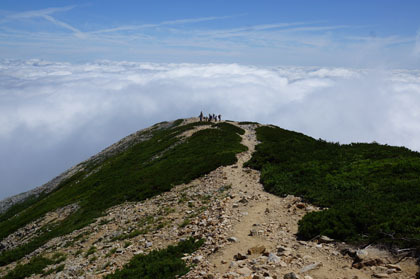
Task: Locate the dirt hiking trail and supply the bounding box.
[0,120,417,279]
[185,122,418,279]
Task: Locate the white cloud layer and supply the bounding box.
[1,60,420,199]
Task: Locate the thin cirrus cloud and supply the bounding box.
[89,15,243,34]
[1,6,418,66]
[1,59,420,200]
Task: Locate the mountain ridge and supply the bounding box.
[0,120,176,214]
[0,119,418,279]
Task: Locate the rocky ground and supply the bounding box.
[0,120,418,279]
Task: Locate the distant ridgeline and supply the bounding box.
[0,120,246,267]
[246,126,420,248]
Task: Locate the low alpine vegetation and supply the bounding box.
[246,125,420,248]
[105,237,204,279]
[0,121,246,266]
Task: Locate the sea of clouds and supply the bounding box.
[1,59,420,199]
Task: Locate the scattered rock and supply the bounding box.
[2,123,418,279]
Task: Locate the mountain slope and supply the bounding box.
[245,125,420,247]
[0,120,169,215]
[0,119,246,268]
[0,119,418,279]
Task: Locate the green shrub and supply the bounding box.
[0,121,245,266]
[105,237,204,279]
[85,246,97,258]
[247,125,420,248]
[2,253,66,279]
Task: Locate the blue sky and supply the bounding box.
[1,0,420,67]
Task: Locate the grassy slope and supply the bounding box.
[0,121,246,267]
[2,253,66,279]
[246,125,420,247]
[105,238,204,279]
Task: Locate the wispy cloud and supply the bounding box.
[1,6,84,38]
[90,15,242,34]
[42,15,85,38]
[1,6,75,20]
[0,5,418,67]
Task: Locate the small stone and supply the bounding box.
[284,272,298,279]
[249,229,258,236]
[248,245,266,255]
[193,255,203,263]
[372,273,389,278]
[228,237,239,243]
[385,264,401,271]
[318,235,334,243]
[239,197,248,203]
[234,253,247,260]
[300,262,323,273]
[295,203,306,209]
[267,253,280,263]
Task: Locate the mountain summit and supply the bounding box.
[0,119,419,279]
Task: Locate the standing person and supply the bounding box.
[199,111,203,122]
[218,114,221,121]
[208,113,212,121]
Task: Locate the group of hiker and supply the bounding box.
[199,111,221,122]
